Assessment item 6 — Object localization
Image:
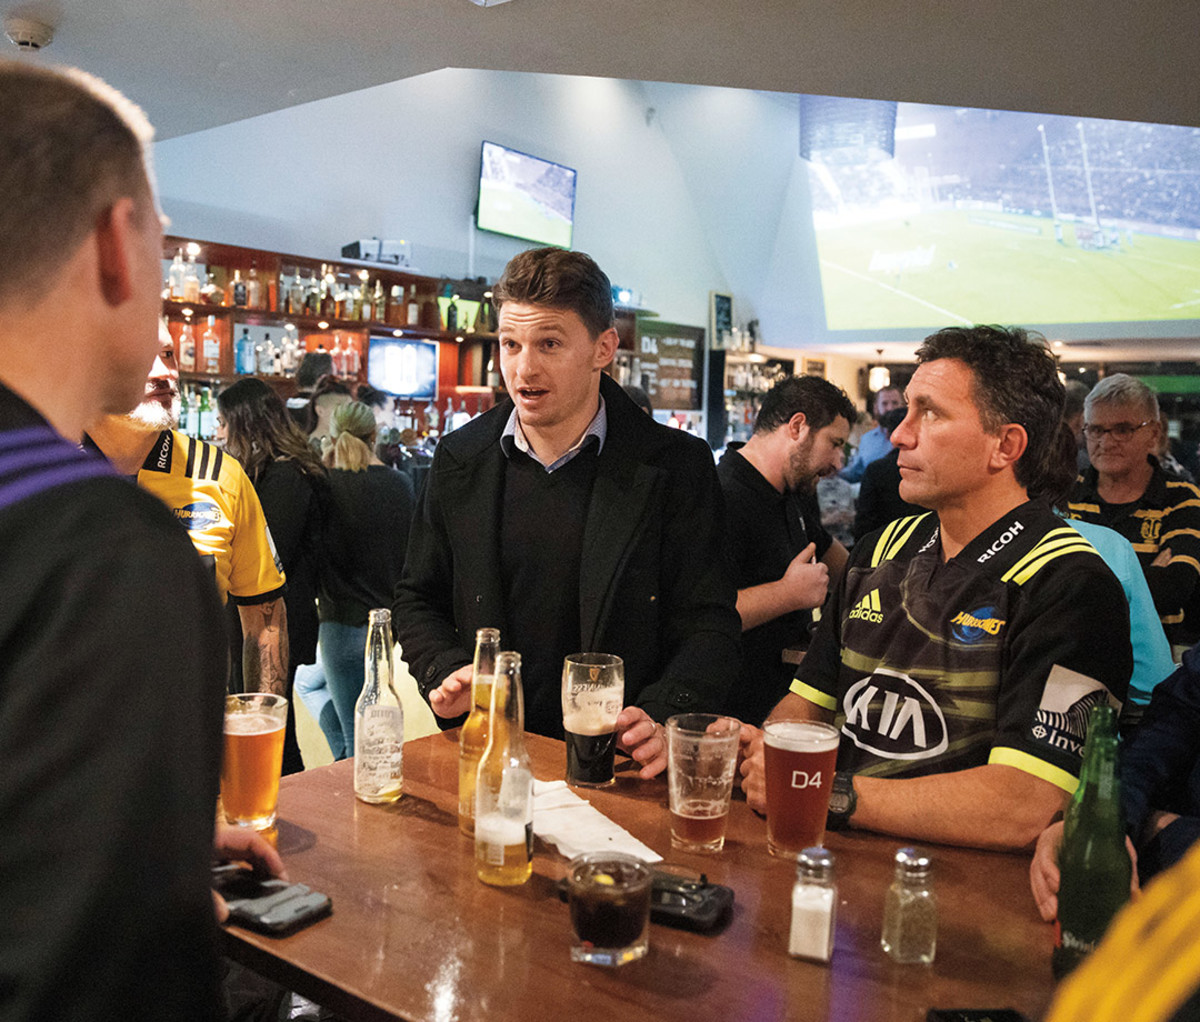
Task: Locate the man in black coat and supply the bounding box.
[394,248,740,777]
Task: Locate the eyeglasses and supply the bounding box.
[1082,420,1152,442]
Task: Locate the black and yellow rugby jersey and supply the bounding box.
[792,501,1132,793]
[137,430,285,605]
[1067,459,1200,645]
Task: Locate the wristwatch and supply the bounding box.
[826,771,857,831]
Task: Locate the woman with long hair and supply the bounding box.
[216,378,326,773]
[316,400,415,758]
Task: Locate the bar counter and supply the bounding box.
[221,730,1057,1022]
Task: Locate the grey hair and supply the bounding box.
[1084,374,1159,423]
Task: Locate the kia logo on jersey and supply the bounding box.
[173,501,221,530]
[841,668,949,761]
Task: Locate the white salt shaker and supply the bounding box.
[789,846,836,962]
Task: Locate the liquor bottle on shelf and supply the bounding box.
[388,285,403,326]
[235,328,254,375]
[281,333,300,375]
[229,269,247,308]
[167,248,186,299]
[202,316,220,375]
[486,345,500,389]
[445,291,459,332]
[474,651,533,886]
[354,607,404,804]
[442,396,455,431]
[178,321,197,372]
[178,384,190,435]
[246,261,262,309]
[406,284,420,326]
[330,335,344,376]
[477,291,494,334]
[305,267,322,317]
[372,279,386,322]
[200,272,223,305]
[424,397,440,437]
[182,253,201,303]
[197,387,214,439]
[256,334,274,375]
[459,627,501,836]
[288,270,305,317]
[359,272,372,322]
[343,337,361,378]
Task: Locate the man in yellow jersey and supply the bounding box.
[88,326,289,696]
[739,326,1132,850]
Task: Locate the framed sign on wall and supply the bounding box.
[709,292,733,350]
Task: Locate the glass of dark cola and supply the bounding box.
[566,852,652,966]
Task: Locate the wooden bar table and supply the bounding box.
[221,731,1058,1022]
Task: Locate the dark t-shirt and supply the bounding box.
[717,446,832,725]
[0,382,227,1021]
[319,464,416,626]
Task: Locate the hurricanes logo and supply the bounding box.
[174,501,221,531]
[1141,518,1162,544]
[950,606,1006,643]
[848,589,883,624]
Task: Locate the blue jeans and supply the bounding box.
[294,659,346,761]
[318,620,368,760]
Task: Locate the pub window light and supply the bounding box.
[868,350,890,392]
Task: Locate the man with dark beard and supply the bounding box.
[718,375,856,724]
[87,325,289,697]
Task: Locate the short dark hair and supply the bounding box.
[0,61,155,308]
[754,375,857,436]
[492,247,614,338]
[915,325,1070,502]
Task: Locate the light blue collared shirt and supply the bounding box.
[500,397,607,472]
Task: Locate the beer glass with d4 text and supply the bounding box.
[221,692,288,829]
[562,653,624,787]
[763,720,840,858]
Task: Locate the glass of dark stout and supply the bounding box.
[566,852,652,966]
[562,653,624,787]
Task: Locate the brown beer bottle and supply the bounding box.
[458,627,501,835]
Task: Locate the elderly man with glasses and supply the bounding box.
[1067,373,1200,652]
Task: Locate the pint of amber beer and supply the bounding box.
[763,720,840,858]
[221,693,288,829]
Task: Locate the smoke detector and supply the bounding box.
[4,15,54,50]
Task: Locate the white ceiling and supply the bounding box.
[7,0,1200,364]
[11,0,1200,141]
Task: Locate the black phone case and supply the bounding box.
[214,868,332,936]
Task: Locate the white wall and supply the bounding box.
[154,67,845,366]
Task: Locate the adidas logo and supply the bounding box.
[848,589,884,624]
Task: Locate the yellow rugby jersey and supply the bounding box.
[137,430,285,605]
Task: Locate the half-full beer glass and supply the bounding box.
[666,713,741,853]
[562,653,624,787]
[221,693,288,829]
[763,719,840,858]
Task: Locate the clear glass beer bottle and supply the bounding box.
[459,627,501,835]
[1052,702,1130,979]
[354,608,404,804]
[475,652,533,886]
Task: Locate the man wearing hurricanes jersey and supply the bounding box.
[740,326,1132,851]
[88,326,289,698]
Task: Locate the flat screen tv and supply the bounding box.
[367,335,438,400]
[476,140,576,249]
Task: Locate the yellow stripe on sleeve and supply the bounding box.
[789,679,838,711]
[988,746,1079,794]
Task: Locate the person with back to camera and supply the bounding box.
[217,377,327,773]
[0,59,283,1020]
[739,326,1132,850]
[394,247,740,775]
[309,400,416,759]
[305,374,353,452]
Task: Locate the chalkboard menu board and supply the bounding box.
[635,321,705,411]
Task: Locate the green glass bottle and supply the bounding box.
[1051,702,1131,979]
